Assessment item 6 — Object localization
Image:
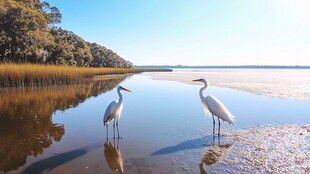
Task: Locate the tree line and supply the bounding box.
[0,0,133,68]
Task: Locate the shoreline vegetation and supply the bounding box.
[0,64,172,88]
[135,65,310,69]
[0,1,133,68]
[0,1,172,88]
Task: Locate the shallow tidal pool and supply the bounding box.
[1,70,309,174]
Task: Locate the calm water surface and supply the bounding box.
[1,71,309,173]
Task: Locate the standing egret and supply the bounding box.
[103,86,132,139]
[192,78,235,135]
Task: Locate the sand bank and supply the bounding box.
[221,125,310,173]
[145,69,310,101]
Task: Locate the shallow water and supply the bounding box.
[0,70,309,173]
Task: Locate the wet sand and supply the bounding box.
[145,68,310,101]
[170,124,310,174]
[221,125,310,173]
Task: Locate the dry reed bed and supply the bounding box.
[0,77,126,119]
[0,64,171,87]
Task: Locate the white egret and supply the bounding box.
[192,78,235,135]
[103,86,132,139]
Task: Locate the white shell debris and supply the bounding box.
[216,125,310,173]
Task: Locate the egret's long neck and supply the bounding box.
[199,82,208,100]
[117,88,123,104]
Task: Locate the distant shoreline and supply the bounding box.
[135,65,310,69]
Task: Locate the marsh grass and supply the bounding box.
[0,77,129,172]
[0,64,171,87]
[0,77,127,118]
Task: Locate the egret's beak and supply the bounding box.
[120,86,132,93]
[192,79,202,82]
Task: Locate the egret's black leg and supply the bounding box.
[212,115,215,135]
[116,119,120,139]
[106,125,108,141]
[218,117,221,136]
[113,119,116,139]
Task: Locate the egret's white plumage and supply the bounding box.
[205,95,235,125]
[103,101,123,126]
[103,86,131,139]
[193,78,235,135]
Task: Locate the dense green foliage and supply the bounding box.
[0,0,132,68]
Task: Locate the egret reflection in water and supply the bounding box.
[104,140,123,174]
[192,78,235,135]
[199,143,234,174]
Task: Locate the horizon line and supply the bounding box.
[134,65,310,69]
[134,64,310,67]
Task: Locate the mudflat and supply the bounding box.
[146,68,310,101]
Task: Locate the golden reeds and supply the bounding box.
[0,77,127,118]
[0,64,171,87]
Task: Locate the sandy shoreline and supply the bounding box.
[145,69,310,101]
[173,124,310,173]
[224,124,310,173]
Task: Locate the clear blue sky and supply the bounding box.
[46,0,310,66]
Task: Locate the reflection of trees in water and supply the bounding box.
[0,75,127,172]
